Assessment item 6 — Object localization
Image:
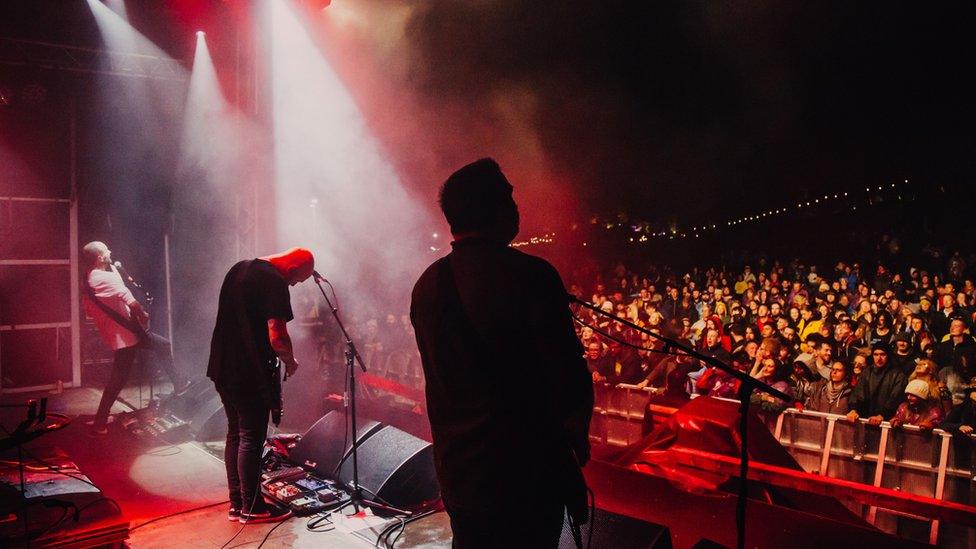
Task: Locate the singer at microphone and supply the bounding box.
[81,241,188,437]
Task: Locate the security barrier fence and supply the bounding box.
[590,382,976,547]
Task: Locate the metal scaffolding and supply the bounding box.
[0,36,186,81]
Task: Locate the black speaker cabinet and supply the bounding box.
[559,507,673,549]
[188,392,227,441]
[337,425,440,509]
[290,411,383,479]
[160,377,218,420]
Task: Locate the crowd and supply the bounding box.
[572,256,976,436]
[287,251,976,438]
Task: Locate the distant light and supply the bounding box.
[196,30,205,37]
[432,232,438,239]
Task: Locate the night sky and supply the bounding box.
[2,1,974,224]
[407,1,975,221]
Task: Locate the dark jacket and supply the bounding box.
[806,379,852,415]
[849,364,907,419]
[410,238,593,511]
[889,351,919,377]
[941,398,975,434]
[934,337,976,379]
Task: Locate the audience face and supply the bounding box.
[817,343,833,363]
[872,349,889,368]
[829,361,848,383]
[949,319,966,338]
[913,361,934,378]
[586,342,602,360]
[745,341,759,359]
[895,339,910,354]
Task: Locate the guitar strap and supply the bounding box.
[83,272,150,346]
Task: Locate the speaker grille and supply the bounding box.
[290,411,382,479]
[337,425,440,509]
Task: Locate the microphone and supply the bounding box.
[113,261,134,283]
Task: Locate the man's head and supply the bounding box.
[82,241,112,268]
[828,361,849,383]
[439,158,518,243]
[871,344,890,368]
[893,332,911,354]
[264,248,315,285]
[817,341,833,363]
[949,318,967,339]
[910,315,924,332]
[586,341,602,360]
[705,328,719,348]
[834,320,852,341]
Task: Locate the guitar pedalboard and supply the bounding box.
[260,471,344,516]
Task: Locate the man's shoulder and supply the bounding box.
[87,268,122,288]
[503,247,560,277]
[411,257,448,301]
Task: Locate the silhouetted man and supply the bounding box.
[411,159,593,548]
[207,248,314,523]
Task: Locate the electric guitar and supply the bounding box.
[267,357,284,427]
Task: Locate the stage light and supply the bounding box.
[269,0,433,306]
[196,30,206,38]
[106,0,128,20]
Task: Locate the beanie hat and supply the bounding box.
[904,379,930,399]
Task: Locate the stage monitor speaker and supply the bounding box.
[290,411,383,479]
[559,507,673,549]
[188,392,227,441]
[337,425,439,510]
[160,376,217,420]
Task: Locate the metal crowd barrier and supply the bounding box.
[589,382,976,547]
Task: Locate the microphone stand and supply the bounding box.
[311,275,402,516]
[570,295,792,549]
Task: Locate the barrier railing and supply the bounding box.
[589,382,976,547]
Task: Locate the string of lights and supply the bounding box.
[510,233,555,248]
[512,178,914,247]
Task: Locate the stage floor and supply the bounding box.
[1,384,453,548]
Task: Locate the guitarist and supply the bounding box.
[410,159,593,548]
[82,241,187,436]
[207,247,314,524]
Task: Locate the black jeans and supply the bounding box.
[217,385,270,513]
[92,332,184,429]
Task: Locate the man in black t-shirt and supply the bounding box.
[207,247,314,524]
[411,159,592,548]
